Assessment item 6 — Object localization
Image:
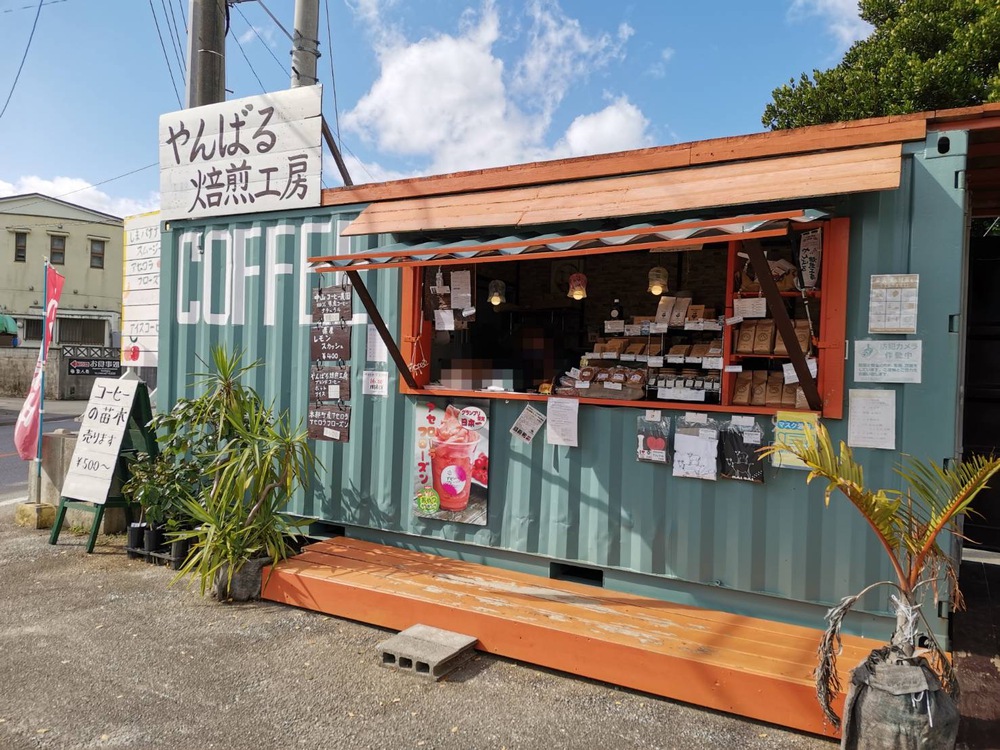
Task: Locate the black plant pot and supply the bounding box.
[168,538,191,570]
[126,523,147,559]
[143,526,165,557]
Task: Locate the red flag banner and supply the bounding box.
[14,266,66,460]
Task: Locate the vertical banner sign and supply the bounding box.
[158,86,323,221]
[62,379,139,504]
[14,265,65,460]
[308,281,353,442]
[414,401,489,526]
[121,211,161,366]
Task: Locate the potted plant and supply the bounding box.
[165,347,316,601]
[762,425,1000,749]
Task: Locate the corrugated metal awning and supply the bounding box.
[310,209,827,272]
[337,143,900,237]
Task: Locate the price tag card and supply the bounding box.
[666,356,686,364]
[601,352,618,360]
[724,364,743,373]
[574,380,591,389]
[624,324,642,336]
[702,357,723,370]
[733,297,767,319]
[650,323,670,334]
[604,382,623,391]
[620,353,636,362]
[647,356,665,367]
[783,358,818,384]
[605,320,625,334]
[725,316,743,326]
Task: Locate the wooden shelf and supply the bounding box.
[732,290,820,299]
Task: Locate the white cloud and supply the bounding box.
[0,175,158,218]
[237,25,275,47]
[789,0,872,48]
[343,0,652,177]
[322,152,409,187]
[551,96,652,158]
[647,47,675,79]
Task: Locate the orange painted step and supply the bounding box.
[263,537,873,737]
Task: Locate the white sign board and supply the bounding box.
[159,86,323,221]
[847,389,896,450]
[62,379,139,504]
[121,211,161,367]
[361,370,388,397]
[869,274,919,334]
[545,397,579,447]
[854,340,922,383]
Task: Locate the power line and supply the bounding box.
[0,0,64,14]
[148,0,182,107]
[0,0,44,124]
[1,162,160,218]
[160,0,186,78]
[232,25,266,94]
[254,0,293,42]
[173,0,186,33]
[232,2,286,75]
[337,140,376,183]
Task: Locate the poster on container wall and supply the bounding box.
[413,400,489,526]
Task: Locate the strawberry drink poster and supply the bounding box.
[414,400,489,526]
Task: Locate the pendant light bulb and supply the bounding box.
[567,272,588,300]
[647,266,669,296]
[488,279,506,306]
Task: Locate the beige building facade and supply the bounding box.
[1,193,122,347]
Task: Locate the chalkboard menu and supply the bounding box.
[312,285,353,323]
[308,284,353,442]
[309,365,352,401]
[307,405,351,442]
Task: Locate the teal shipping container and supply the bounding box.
[158,106,1000,650]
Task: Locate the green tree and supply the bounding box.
[762,0,1000,130]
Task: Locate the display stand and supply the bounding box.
[48,381,157,553]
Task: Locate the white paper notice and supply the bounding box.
[783,358,818,384]
[511,404,546,444]
[450,270,472,309]
[672,432,718,481]
[546,397,579,447]
[848,389,896,450]
[854,340,922,383]
[362,370,388,397]
[604,320,625,334]
[433,309,455,331]
[733,297,767,319]
[366,325,388,362]
[868,274,919,334]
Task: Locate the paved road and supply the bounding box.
[0,507,834,750]
[0,419,80,504]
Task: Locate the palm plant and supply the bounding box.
[153,346,316,598]
[761,424,1000,733]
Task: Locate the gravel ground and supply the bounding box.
[0,507,834,750]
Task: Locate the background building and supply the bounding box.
[1,193,122,348]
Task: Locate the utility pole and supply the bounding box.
[291,0,320,88]
[186,0,227,107]
[293,0,353,185]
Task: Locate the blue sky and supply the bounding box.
[0,0,870,217]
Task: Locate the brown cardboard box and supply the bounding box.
[736,321,757,354]
[750,370,768,406]
[624,342,645,355]
[646,342,662,357]
[688,343,712,358]
[732,371,752,405]
[669,297,691,327]
[781,383,798,406]
[667,344,691,357]
[753,320,775,354]
[765,372,784,406]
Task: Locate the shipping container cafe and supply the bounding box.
[157,104,1000,735]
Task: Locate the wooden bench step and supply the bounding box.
[263,536,875,736]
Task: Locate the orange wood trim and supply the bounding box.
[312,230,788,272]
[399,267,431,387]
[395,385,810,416]
[722,240,738,405]
[339,145,902,236]
[819,218,850,419]
[320,118,928,209]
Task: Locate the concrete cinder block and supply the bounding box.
[14,502,56,529]
[376,624,478,681]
